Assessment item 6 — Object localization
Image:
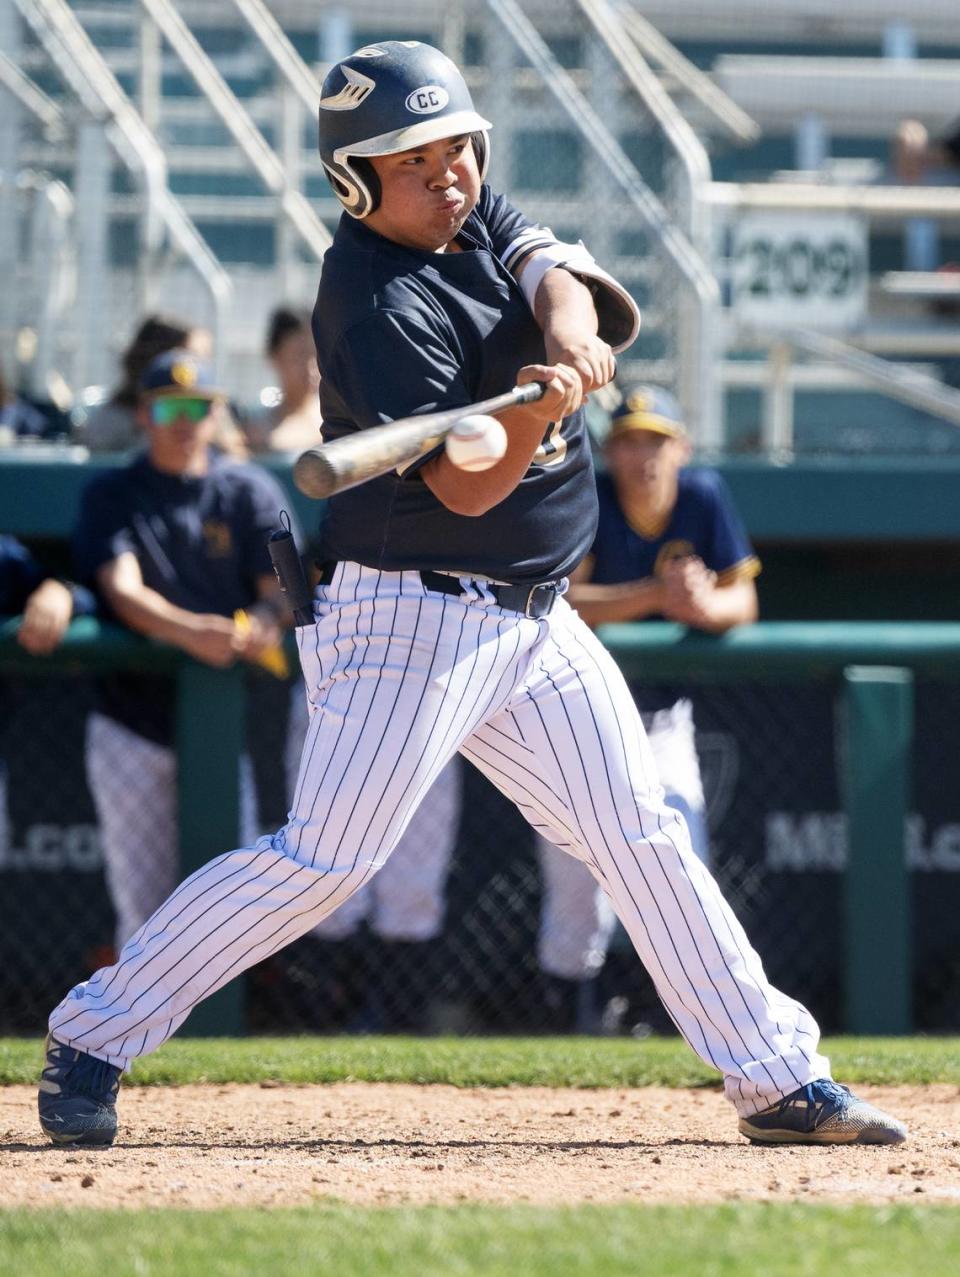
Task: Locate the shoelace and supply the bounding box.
[806,1079,850,1107]
[50,1043,120,1101]
[798,1079,850,1128]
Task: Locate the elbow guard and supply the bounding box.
[502,229,642,355]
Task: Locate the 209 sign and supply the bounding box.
[730,212,868,331]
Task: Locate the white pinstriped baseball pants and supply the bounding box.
[50,563,829,1116]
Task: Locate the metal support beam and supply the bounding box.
[176,662,245,1036]
[842,666,913,1034]
[74,119,111,391]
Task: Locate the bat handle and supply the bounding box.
[512,381,548,407]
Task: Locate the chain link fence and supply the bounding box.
[2,661,958,1037]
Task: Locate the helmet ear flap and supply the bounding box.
[471,131,490,181]
[320,159,379,219]
[352,157,381,213]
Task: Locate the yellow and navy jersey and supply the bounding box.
[73,453,289,616]
[73,453,295,746]
[588,469,760,595]
[312,185,597,586]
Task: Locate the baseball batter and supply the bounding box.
[39,41,906,1150]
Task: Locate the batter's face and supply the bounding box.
[364,134,482,252]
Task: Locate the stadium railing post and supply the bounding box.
[176,660,246,1036]
[841,665,913,1034]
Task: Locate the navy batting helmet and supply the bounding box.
[318,41,491,219]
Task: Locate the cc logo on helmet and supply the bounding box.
[405,85,449,115]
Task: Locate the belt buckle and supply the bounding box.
[525,584,556,619]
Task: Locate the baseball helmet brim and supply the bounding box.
[334,110,492,164]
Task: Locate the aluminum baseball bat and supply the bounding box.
[292,382,546,500]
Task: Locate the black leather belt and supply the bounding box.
[318,563,560,619]
[420,570,560,619]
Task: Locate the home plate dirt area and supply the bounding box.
[3,1083,959,1209]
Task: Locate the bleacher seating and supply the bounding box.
[4,0,960,451]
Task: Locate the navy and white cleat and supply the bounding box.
[38,1036,121,1147]
[739,1079,907,1146]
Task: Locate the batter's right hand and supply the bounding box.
[179,614,242,667]
[516,362,583,423]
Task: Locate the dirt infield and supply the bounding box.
[3,1083,959,1209]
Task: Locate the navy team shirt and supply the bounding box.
[590,468,760,590]
[312,185,598,586]
[0,535,46,613]
[73,452,291,744]
[0,534,95,617]
[589,467,760,711]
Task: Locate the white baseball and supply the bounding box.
[445,414,508,472]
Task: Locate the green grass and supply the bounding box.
[2,1034,958,1089]
[1,1204,956,1276]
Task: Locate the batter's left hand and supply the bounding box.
[542,330,616,396]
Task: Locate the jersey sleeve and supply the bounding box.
[699,473,761,583]
[0,535,46,613]
[324,309,469,476]
[475,185,560,277]
[71,475,139,583]
[474,186,641,354]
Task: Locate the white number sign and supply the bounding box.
[729,212,868,331]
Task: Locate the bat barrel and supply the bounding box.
[293,382,546,500]
[292,448,339,500]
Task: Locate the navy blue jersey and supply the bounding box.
[0,534,95,618]
[312,185,597,586]
[73,452,293,744]
[589,468,759,713]
[0,535,45,614]
[590,468,760,593]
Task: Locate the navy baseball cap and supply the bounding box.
[139,348,223,399]
[607,385,685,440]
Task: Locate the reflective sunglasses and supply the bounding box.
[149,397,212,426]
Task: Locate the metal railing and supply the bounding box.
[14,0,232,371]
[615,4,760,146]
[5,615,959,1034]
[0,48,66,141]
[757,328,960,455]
[139,0,332,260]
[487,0,723,445]
[574,0,723,446]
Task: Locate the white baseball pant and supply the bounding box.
[52,563,828,1116]
[535,697,708,981]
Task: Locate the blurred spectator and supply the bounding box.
[79,314,248,458]
[0,368,53,443]
[0,533,95,652]
[940,117,960,172]
[0,536,96,896]
[245,307,323,455]
[72,347,295,949]
[889,118,960,273]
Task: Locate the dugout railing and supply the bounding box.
[4,616,959,1037]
